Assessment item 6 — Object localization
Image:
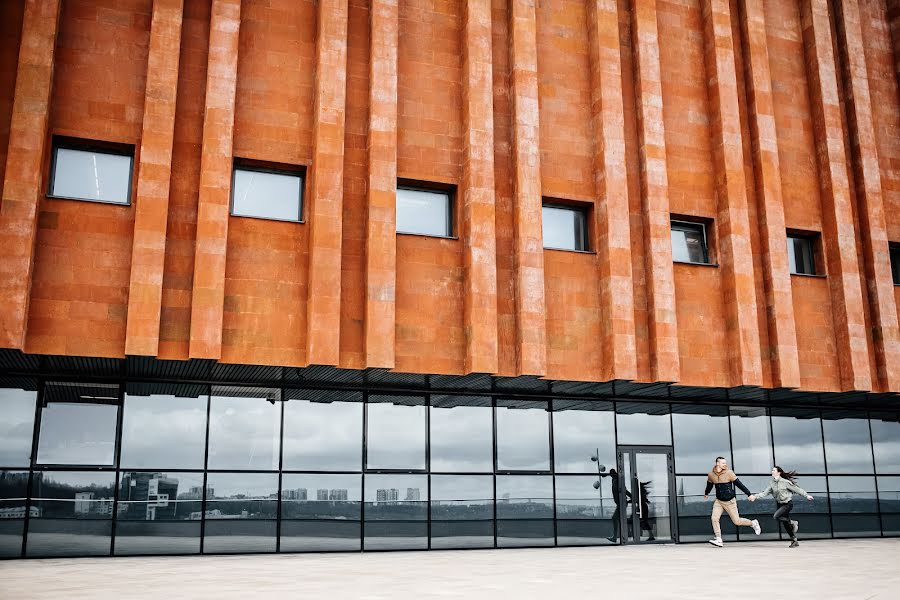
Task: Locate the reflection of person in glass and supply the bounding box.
[604,469,631,543]
[704,456,761,547]
[637,480,655,541]
[749,466,813,548]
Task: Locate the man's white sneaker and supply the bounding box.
[791,520,799,534]
[708,538,724,547]
[751,519,761,535]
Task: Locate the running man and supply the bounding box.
[704,456,761,547]
[749,466,813,548]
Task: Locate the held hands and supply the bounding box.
[748,495,756,502]
[806,495,814,501]
[704,495,709,501]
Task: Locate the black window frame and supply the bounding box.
[230,159,305,224]
[541,201,590,252]
[890,243,900,286]
[47,137,135,206]
[787,231,820,276]
[670,219,711,265]
[395,179,456,239]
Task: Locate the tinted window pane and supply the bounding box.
[280,520,360,552]
[0,387,36,467]
[828,476,877,513]
[671,222,708,263]
[431,475,493,549]
[120,388,207,469]
[542,205,587,251]
[616,402,671,445]
[36,383,119,466]
[203,520,276,554]
[771,409,825,473]
[281,473,361,520]
[733,475,780,541]
[0,519,24,557]
[30,471,116,519]
[26,519,112,557]
[552,400,615,474]
[430,396,493,473]
[396,188,451,236]
[232,168,302,221]
[675,475,737,542]
[205,472,278,520]
[496,400,550,471]
[878,476,900,514]
[207,388,281,470]
[366,396,426,470]
[363,474,428,550]
[871,413,900,474]
[784,475,830,539]
[891,246,900,285]
[114,521,201,556]
[52,147,131,204]
[672,405,730,474]
[0,470,29,555]
[496,475,553,519]
[282,391,362,471]
[821,412,874,474]
[117,472,203,521]
[787,236,816,275]
[730,407,774,474]
[555,475,616,546]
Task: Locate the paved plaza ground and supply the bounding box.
[1,538,898,599]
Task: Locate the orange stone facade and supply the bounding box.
[2,0,900,394]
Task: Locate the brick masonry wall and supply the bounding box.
[2,0,900,392]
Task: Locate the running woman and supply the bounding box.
[749,466,814,548]
[704,456,761,547]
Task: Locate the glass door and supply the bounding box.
[617,446,676,544]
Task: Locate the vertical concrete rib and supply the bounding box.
[586,0,637,382]
[631,0,679,383]
[832,0,900,392]
[363,0,398,370]
[0,0,61,350]
[306,0,349,366]
[700,0,763,387]
[738,0,801,389]
[188,0,241,360]
[461,0,499,375]
[800,0,872,391]
[508,0,546,376]
[125,0,185,357]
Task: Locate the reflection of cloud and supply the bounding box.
[430,475,492,500]
[672,413,730,473]
[282,402,361,470]
[772,417,826,472]
[208,397,281,470]
[430,407,493,472]
[496,476,552,499]
[121,396,207,469]
[366,405,426,470]
[496,408,550,470]
[552,411,615,473]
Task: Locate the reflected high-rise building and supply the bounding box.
[376,489,399,503]
[405,488,420,501]
[329,489,348,501]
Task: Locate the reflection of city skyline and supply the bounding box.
[375,488,422,503]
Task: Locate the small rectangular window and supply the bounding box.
[542,204,588,251]
[671,220,709,264]
[231,165,303,222]
[787,234,817,275]
[890,244,900,285]
[396,186,452,237]
[50,143,133,205]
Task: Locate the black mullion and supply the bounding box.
[276,397,285,553]
[21,378,45,558]
[818,409,835,539]
[492,396,498,549]
[426,394,431,550]
[361,392,367,551]
[109,383,125,556]
[549,401,557,546]
[200,388,211,554]
[867,412,884,537]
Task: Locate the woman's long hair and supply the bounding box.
[774,466,798,483]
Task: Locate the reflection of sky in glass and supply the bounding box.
[672,408,730,474]
[366,401,426,470]
[281,473,361,502]
[870,417,900,473]
[541,206,583,250]
[52,148,131,204]
[206,473,279,500]
[431,475,492,502]
[496,475,553,501]
[552,403,615,473]
[0,389,36,467]
[207,396,281,470]
[496,404,550,471]
[822,417,874,474]
[232,168,302,222]
[364,474,428,503]
[120,394,207,469]
[396,188,450,236]
[730,407,774,474]
[616,403,672,445]
[37,403,118,466]
[771,412,825,473]
[282,401,361,471]
[430,404,492,472]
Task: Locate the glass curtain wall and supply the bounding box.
[3,379,900,557]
